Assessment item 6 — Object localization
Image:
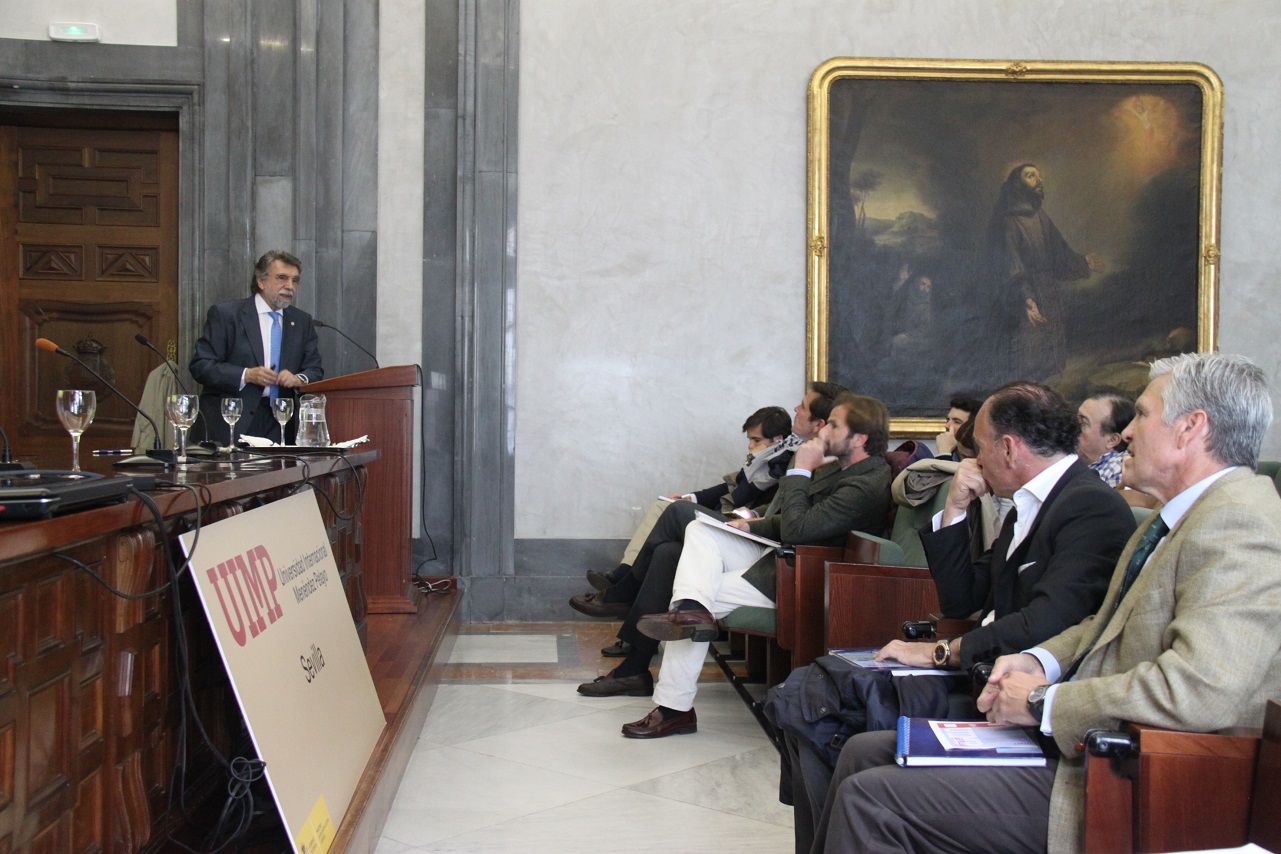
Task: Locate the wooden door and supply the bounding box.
[0,116,179,465]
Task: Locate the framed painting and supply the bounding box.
[806,59,1223,436]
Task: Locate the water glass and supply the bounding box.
[56,389,96,471]
[221,397,244,448]
[271,397,295,443]
[166,393,199,463]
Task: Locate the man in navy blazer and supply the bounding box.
[190,250,324,443]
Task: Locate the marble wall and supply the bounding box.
[516,0,1281,558]
[0,0,176,45]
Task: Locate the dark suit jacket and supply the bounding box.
[189,296,323,443]
[920,460,1135,670]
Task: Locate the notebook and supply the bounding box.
[895,717,1046,767]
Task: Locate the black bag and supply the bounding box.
[764,655,959,803]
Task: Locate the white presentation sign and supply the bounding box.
[180,489,385,853]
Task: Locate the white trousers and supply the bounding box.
[652,521,775,711]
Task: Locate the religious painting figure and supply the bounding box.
[987,164,1105,383]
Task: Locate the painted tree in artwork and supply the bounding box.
[849,168,884,231]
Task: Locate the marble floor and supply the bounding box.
[374,622,794,853]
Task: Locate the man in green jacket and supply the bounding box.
[620,394,894,738]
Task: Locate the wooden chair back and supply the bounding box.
[824,562,940,650]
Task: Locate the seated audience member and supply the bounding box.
[613,394,894,737]
[935,394,983,460]
[1076,392,1135,487]
[822,352,1281,854]
[785,382,1136,854]
[571,383,845,621]
[585,402,809,597]
[893,416,1008,556]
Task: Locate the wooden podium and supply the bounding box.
[305,365,421,613]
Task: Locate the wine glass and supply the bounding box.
[166,393,199,463]
[56,390,96,472]
[271,397,294,444]
[221,397,244,450]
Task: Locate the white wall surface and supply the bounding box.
[377,0,426,537]
[516,0,1281,540]
[0,0,175,45]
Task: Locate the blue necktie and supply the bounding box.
[269,311,282,400]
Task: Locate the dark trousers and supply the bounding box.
[787,692,980,854]
[616,500,721,654]
[822,730,1056,854]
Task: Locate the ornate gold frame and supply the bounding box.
[806,58,1223,436]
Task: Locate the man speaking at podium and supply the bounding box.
[190,250,324,444]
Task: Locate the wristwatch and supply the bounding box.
[931,638,952,669]
[1028,685,1049,723]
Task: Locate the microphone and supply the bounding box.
[35,338,174,463]
[313,319,379,369]
[134,332,210,444]
[134,333,192,394]
[0,425,34,472]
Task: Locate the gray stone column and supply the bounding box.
[451,0,518,619]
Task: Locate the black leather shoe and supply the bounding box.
[586,569,612,591]
[577,669,654,697]
[600,640,631,657]
[622,706,697,738]
[637,606,718,642]
[569,591,630,618]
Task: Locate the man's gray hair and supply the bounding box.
[1150,352,1272,469]
[250,249,302,296]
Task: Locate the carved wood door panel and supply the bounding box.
[0,121,179,463]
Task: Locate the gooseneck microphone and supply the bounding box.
[313,319,379,369]
[134,333,192,394]
[134,332,208,442]
[35,338,174,462]
[0,424,34,471]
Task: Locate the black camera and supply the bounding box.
[901,620,937,640]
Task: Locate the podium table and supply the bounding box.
[305,365,421,613]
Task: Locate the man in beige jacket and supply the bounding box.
[822,351,1281,854]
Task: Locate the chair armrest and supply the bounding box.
[776,545,844,665]
[1083,720,1261,854]
[843,530,906,566]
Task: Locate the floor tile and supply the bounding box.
[629,744,793,826]
[381,745,614,847]
[417,683,598,745]
[447,634,560,664]
[457,705,768,787]
[375,623,792,853]
[414,787,793,853]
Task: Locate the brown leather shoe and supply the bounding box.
[569,591,630,618]
[586,569,612,591]
[577,669,654,697]
[637,606,718,642]
[622,706,697,738]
